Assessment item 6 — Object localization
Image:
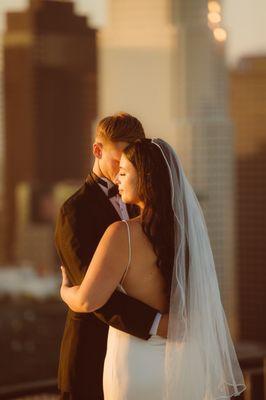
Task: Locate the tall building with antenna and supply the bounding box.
[173,0,236,333]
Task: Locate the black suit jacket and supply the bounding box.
[55,173,158,399]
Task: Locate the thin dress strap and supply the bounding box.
[120,220,132,285]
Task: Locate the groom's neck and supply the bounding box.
[92,159,103,177]
[92,159,112,182]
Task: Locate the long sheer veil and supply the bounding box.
[151,139,246,400]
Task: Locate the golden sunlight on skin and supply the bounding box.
[117,154,144,209]
[93,139,128,183]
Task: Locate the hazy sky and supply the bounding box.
[0,0,265,66]
[223,0,266,65]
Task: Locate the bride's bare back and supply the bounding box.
[121,217,168,314]
[63,215,169,315]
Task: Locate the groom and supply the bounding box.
[55,112,168,400]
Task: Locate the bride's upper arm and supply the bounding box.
[78,221,129,311]
[94,221,128,268]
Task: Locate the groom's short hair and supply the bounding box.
[95,112,145,143]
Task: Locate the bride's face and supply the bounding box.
[117,153,140,204]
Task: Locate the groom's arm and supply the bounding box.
[55,205,159,340]
[94,290,157,340]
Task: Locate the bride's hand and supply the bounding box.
[157,313,169,338]
[61,265,71,288]
[60,266,72,303]
[60,266,83,312]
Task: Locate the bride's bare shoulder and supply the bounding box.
[104,220,127,237]
[104,217,141,241]
[97,221,129,256]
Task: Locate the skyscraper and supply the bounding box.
[230,55,266,343]
[173,1,236,334]
[2,0,97,263]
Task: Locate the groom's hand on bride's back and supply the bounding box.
[157,314,169,338]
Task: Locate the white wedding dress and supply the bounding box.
[103,220,167,400]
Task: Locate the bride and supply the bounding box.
[60,138,246,400]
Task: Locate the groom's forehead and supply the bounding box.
[104,140,129,152]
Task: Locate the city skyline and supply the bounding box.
[0,0,265,66]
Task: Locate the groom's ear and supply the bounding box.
[93,142,103,159]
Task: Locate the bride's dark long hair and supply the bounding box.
[123,139,175,301]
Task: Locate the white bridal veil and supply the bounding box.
[152,139,246,400]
